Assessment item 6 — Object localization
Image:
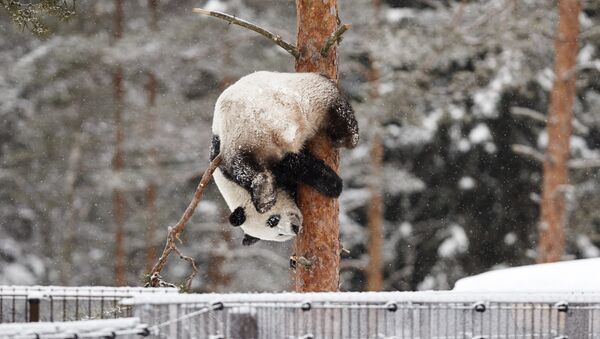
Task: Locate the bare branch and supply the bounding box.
[193,8,299,58]
[513,144,600,170]
[173,246,198,291]
[568,158,600,169]
[510,106,589,134]
[581,25,600,40]
[510,106,546,124]
[148,154,222,287]
[321,24,351,57]
[512,144,545,163]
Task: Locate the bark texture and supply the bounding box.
[113,0,126,286]
[538,0,580,263]
[294,0,341,292]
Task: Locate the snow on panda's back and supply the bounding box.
[212,71,339,160]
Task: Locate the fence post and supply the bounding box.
[28,298,40,322]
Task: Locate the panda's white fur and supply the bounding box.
[213,169,300,242]
[211,71,357,243]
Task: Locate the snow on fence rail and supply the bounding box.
[122,291,600,339]
[0,286,177,324]
[0,317,149,339]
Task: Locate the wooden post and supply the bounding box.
[294,0,341,292]
[538,0,580,263]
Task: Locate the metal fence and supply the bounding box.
[123,291,600,339]
[0,286,177,324]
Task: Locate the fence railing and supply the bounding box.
[122,291,600,339]
[0,286,178,324]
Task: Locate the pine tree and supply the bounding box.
[0,0,75,36]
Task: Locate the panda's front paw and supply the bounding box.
[251,172,277,213]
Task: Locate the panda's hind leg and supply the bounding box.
[275,150,343,198]
[222,151,277,213]
[326,95,359,149]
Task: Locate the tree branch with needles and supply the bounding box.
[146,154,222,290]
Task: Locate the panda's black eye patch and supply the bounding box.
[266,214,281,228]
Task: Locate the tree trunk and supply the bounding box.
[366,134,384,291]
[366,51,384,291]
[61,130,82,286]
[537,0,580,263]
[113,0,127,286]
[144,0,159,273]
[294,0,341,292]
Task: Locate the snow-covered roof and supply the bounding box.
[454,258,600,292]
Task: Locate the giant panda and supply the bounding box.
[210,71,359,243]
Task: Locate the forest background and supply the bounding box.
[1,0,600,292]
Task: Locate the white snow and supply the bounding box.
[578,44,596,64]
[454,258,600,292]
[458,176,475,190]
[385,8,416,24]
[468,123,492,144]
[0,318,146,336]
[121,290,600,305]
[503,232,517,245]
[576,235,600,258]
[473,50,523,117]
[438,224,469,258]
[0,285,177,297]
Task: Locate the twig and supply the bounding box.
[173,246,199,291]
[510,106,589,134]
[193,8,299,58]
[510,106,546,124]
[581,25,600,40]
[512,144,600,169]
[512,144,545,163]
[568,158,600,169]
[148,154,223,287]
[321,24,351,57]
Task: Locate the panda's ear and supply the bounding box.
[242,234,260,246]
[229,207,246,226]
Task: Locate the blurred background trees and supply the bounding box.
[0,0,599,291]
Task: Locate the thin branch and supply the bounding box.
[510,106,589,134]
[173,246,198,291]
[321,24,351,57]
[192,8,299,58]
[510,106,546,124]
[512,144,545,163]
[568,158,600,169]
[148,154,223,287]
[513,144,600,170]
[581,25,600,40]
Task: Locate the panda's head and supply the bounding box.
[228,189,302,245]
